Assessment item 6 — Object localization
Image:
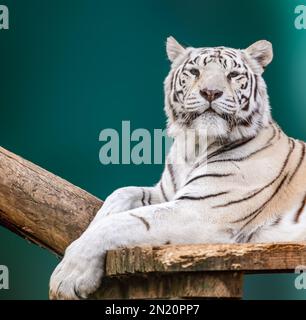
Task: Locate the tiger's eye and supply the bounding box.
[227,71,240,80]
[190,68,200,77]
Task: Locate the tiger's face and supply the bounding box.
[164,37,273,141]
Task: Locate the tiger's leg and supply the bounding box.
[49,200,232,300]
[92,156,177,220]
[92,186,163,220]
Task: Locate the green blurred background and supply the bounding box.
[0,0,306,299]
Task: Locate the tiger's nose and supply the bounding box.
[200,89,223,102]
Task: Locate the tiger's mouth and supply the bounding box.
[185,106,230,124]
[192,106,221,118]
[203,107,218,115]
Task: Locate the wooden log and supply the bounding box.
[0,146,103,256]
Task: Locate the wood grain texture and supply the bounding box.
[105,242,306,275]
[94,272,243,299]
[0,146,103,255]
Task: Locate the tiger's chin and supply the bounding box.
[194,114,230,140]
[168,111,230,141]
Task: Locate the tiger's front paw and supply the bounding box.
[97,187,143,218]
[49,239,105,300]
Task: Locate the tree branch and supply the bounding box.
[0,146,103,256]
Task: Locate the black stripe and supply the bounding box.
[246,230,256,243]
[170,70,175,91]
[254,74,258,101]
[207,136,255,161]
[167,163,177,193]
[184,137,253,181]
[167,97,178,120]
[234,174,288,228]
[184,131,188,162]
[227,49,238,55]
[130,213,150,230]
[147,192,152,205]
[173,92,178,102]
[236,110,255,127]
[178,76,183,86]
[73,285,85,300]
[272,217,281,226]
[181,57,190,71]
[171,57,189,102]
[223,51,236,59]
[288,141,305,184]
[194,56,200,64]
[208,143,272,165]
[160,181,169,202]
[176,191,229,201]
[265,124,278,145]
[236,230,257,243]
[242,74,253,111]
[223,59,227,69]
[184,173,234,186]
[214,138,293,208]
[294,194,306,223]
[173,68,180,94]
[236,233,247,243]
[141,188,145,206]
[235,75,245,81]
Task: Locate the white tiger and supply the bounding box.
[49,37,306,299]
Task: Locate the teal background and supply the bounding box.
[0,0,306,299]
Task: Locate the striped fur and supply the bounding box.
[50,38,306,299]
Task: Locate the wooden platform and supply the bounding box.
[93,242,306,299]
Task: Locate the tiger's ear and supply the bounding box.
[166,36,186,62]
[245,40,273,70]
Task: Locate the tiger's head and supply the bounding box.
[164,37,273,141]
